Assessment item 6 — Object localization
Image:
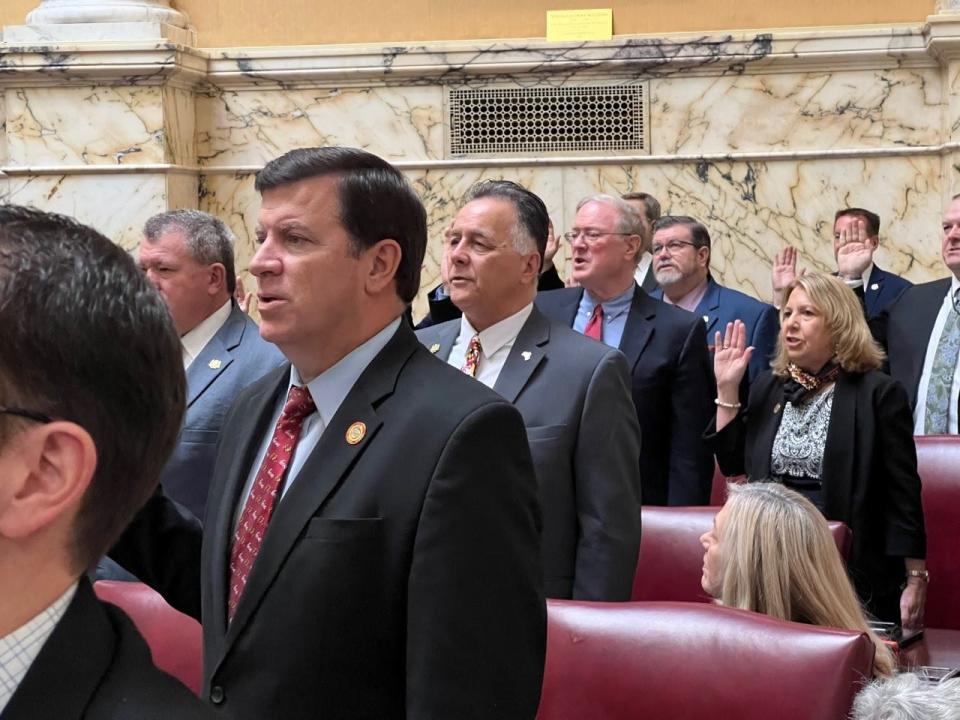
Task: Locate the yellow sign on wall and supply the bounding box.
[546,9,613,41]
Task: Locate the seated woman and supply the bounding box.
[709,273,927,629]
[700,481,895,676]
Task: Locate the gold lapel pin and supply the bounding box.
[870,283,879,291]
[429,343,440,354]
[773,402,782,414]
[521,351,532,361]
[345,421,367,445]
[208,358,222,369]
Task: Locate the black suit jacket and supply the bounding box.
[112,322,546,720]
[708,370,926,617]
[2,579,211,720]
[417,308,642,600]
[536,285,715,505]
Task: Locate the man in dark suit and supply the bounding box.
[649,215,779,382]
[111,148,546,720]
[876,194,960,435]
[622,191,661,292]
[537,194,715,506]
[138,210,285,519]
[0,206,209,718]
[417,180,641,601]
[772,207,911,318]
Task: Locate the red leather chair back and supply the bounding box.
[709,463,745,506]
[915,435,960,630]
[537,601,874,720]
[94,580,203,695]
[632,506,852,602]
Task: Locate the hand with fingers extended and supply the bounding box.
[235,276,254,314]
[772,247,804,308]
[836,219,875,280]
[714,321,753,430]
[543,219,560,267]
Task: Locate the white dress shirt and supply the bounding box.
[914,275,960,434]
[233,317,401,529]
[181,299,233,369]
[633,252,653,287]
[447,303,534,389]
[0,582,77,714]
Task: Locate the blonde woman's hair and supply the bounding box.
[719,482,894,677]
[771,273,885,375]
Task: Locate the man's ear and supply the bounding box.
[208,263,227,295]
[365,239,402,294]
[521,250,541,284]
[624,234,642,262]
[868,236,880,250]
[0,422,96,541]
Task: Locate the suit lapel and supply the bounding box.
[750,380,784,480]
[820,374,856,522]
[540,287,582,327]
[695,278,722,340]
[618,285,655,370]
[185,304,246,408]
[902,279,951,406]
[222,325,417,650]
[863,266,884,318]
[421,321,460,362]
[493,308,549,404]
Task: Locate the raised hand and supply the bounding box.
[836,219,874,280]
[772,246,802,307]
[235,275,254,314]
[713,320,754,394]
[543,219,560,266]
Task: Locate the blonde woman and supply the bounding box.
[700,482,895,677]
[709,273,926,630]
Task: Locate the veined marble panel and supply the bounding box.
[164,86,197,166]
[651,67,942,155]
[0,173,169,249]
[5,86,166,166]
[562,156,945,302]
[0,91,7,167]
[196,86,444,167]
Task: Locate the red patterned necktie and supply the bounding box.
[584,303,604,341]
[460,334,482,377]
[228,385,316,621]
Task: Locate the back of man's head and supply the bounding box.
[255,147,428,304]
[0,205,185,573]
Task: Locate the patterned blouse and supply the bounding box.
[770,384,836,484]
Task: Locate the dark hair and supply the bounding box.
[255,147,427,304]
[0,205,185,573]
[834,207,880,237]
[621,192,662,224]
[143,209,237,294]
[462,180,550,262]
[652,215,711,250]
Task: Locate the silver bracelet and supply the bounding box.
[714,398,742,409]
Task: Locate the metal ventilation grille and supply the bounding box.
[447,84,647,157]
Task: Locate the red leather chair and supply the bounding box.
[632,505,852,602]
[94,580,203,695]
[537,600,874,720]
[709,462,745,506]
[915,435,960,631]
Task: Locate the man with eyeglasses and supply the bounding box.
[537,195,715,506]
[0,206,211,719]
[649,216,778,383]
[417,180,641,601]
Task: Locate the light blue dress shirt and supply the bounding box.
[573,285,635,350]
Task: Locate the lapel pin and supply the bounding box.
[429,343,440,354]
[870,283,879,291]
[521,351,532,361]
[345,421,367,445]
[208,358,222,369]
[702,315,710,324]
[773,402,782,414]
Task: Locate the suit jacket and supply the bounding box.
[863,264,912,319]
[708,370,926,617]
[165,302,285,518]
[652,277,779,382]
[417,307,642,600]
[111,322,546,720]
[536,285,715,505]
[2,579,211,720]
[636,263,659,293]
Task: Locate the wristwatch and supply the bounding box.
[906,569,930,582]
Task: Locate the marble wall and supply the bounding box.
[3,20,960,318]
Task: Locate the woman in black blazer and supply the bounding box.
[709,273,927,628]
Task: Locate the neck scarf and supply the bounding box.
[783,361,841,405]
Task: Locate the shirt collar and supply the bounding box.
[661,276,710,313]
[288,317,401,428]
[181,299,233,368]
[861,262,874,289]
[458,303,534,357]
[583,284,635,320]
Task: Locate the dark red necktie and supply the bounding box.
[584,303,604,341]
[228,385,316,621]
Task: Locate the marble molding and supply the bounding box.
[25,0,188,27]
[4,23,960,316]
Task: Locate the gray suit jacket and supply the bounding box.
[417,307,642,600]
[163,302,285,518]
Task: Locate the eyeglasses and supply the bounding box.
[651,240,698,255]
[0,406,53,424]
[563,230,633,245]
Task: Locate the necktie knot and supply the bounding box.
[281,385,316,423]
[584,303,604,342]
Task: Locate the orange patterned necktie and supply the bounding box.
[228,385,316,621]
[460,334,482,378]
